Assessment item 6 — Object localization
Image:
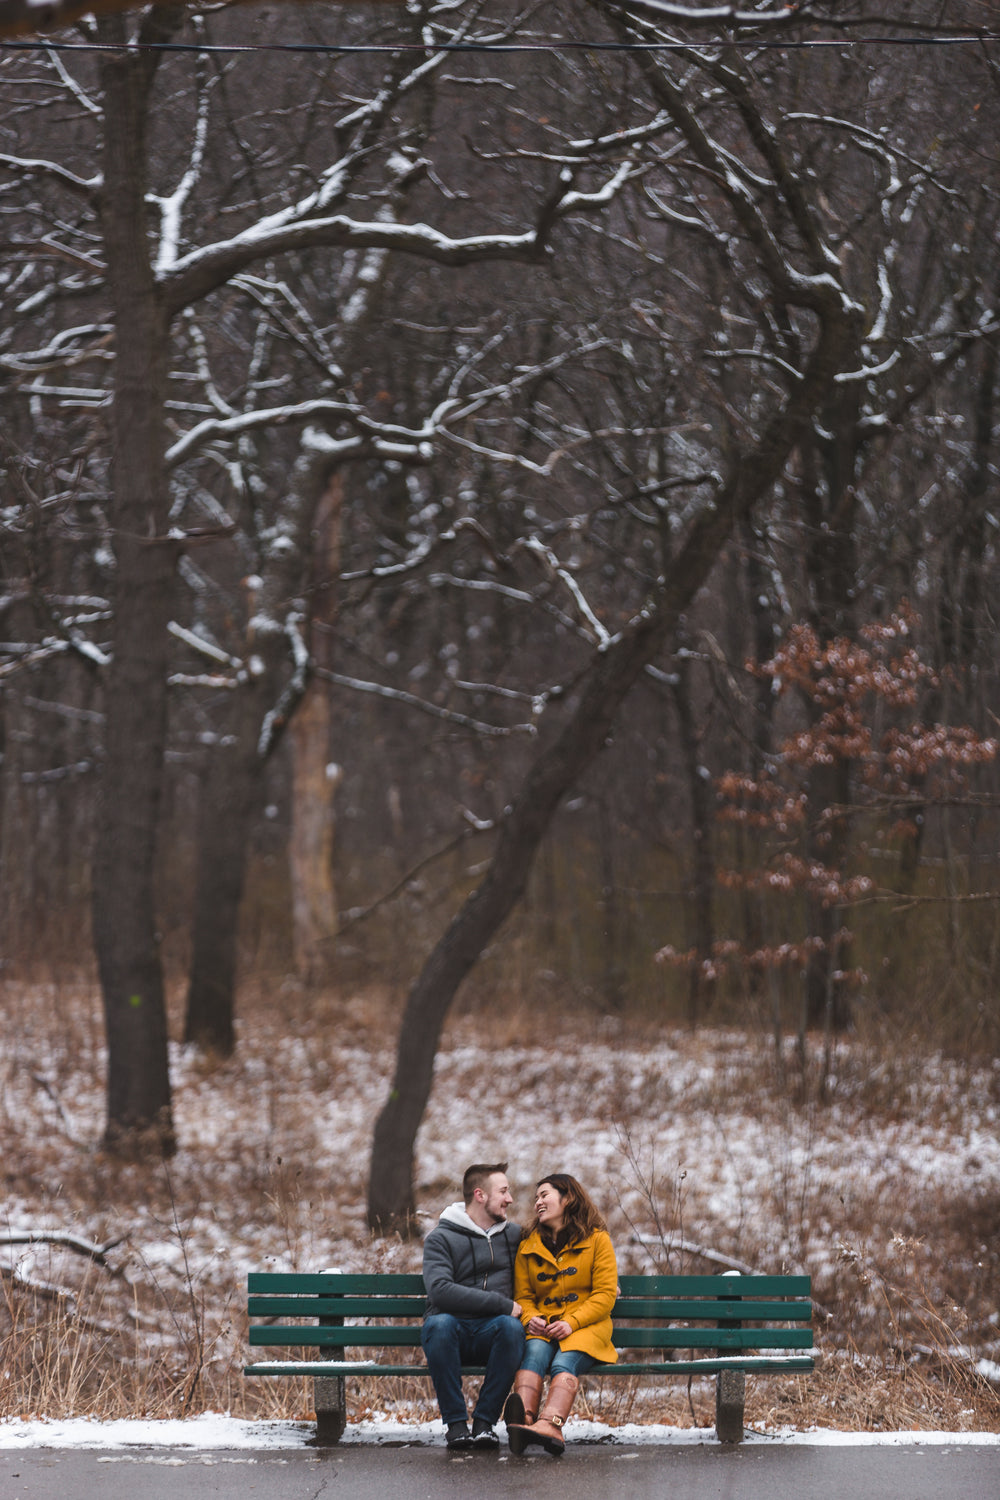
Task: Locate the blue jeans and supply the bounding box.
[421,1313,526,1426]
[520,1338,600,1379]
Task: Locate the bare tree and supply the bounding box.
[1,1,657,1142]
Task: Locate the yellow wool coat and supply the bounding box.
[514,1227,619,1364]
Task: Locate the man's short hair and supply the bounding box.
[462,1161,508,1205]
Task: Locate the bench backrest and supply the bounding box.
[247,1271,813,1355]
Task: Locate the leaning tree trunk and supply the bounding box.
[91,22,180,1154]
[367,600,679,1233]
[368,500,756,1232]
[367,295,861,1233]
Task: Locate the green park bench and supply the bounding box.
[244,1269,814,1444]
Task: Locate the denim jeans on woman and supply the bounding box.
[519,1338,600,1379]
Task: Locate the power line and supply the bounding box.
[0,34,996,57]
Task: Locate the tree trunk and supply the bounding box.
[902,320,999,889]
[91,19,180,1155]
[290,695,341,985]
[671,644,716,1028]
[183,685,268,1055]
[596,796,625,1012]
[737,525,780,1009]
[800,385,862,1033]
[803,757,853,1034]
[290,475,343,984]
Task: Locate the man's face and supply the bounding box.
[479,1173,513,1224]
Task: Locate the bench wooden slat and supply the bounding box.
[612,1299,811,1320]
[615,1327,814,1350]
[250,1326,424,1347]
[250,1325,813,1351]
[611,1356,815,1373]
[247,1296,808,1322]
[247,1271,812,1300]
[617,1274,811,1297]
[247,1272,425,1294]
[245,1355,814,1378]
[248,1296,426,1318]
[245,1362,487,1377]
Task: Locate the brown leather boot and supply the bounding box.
[503,1370,543,1427]
[504,1370,544,1456]
[514,1372,579,1457]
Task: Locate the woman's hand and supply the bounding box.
[543,1319,572,1341]
[527,1316,550,1337]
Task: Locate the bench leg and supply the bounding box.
[715,1369,745,1443]
[313,1375,347,1446]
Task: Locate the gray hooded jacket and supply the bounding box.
[422,1203,523,1319]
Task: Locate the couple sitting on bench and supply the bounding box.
[421,1161,617,1456]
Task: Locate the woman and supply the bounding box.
[503,1173,618,1456]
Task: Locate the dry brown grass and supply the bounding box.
[1,974,998,1435]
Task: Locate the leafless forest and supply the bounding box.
[2,0,999,1348]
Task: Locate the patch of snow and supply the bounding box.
[0,1416,997,1450]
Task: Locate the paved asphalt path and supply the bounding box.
[5,1440,998,1500]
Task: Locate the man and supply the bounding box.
[421,1161,526,1450]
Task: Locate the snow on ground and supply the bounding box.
[7,1005,999,1288]
[4,1015,1000,1299]
[1,1415,998,1449]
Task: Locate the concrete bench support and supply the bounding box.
[715,1368,746,1443]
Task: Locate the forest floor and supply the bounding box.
[2,976,999,1437]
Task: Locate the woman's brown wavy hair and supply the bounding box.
[530,1173,607,1246]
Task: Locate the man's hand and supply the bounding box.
[510,1302,523,1318]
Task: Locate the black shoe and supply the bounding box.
[502,1392,525,1426]
[471,1418,500,1450]
[446,1421,472,1449]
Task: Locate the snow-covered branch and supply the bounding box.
[603,0,827,20]
[0,151,100,200]
[165,399,434,469]
[152,46,214,277]
[2,1227,126,1264]
[257,612,309,758]
[167,619,242,669]
[520,535,612,646]
[161,159,636,317]
[315,667,537,739]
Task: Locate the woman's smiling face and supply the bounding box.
[534,1181,567,1232]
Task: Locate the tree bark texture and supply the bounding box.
[290,475,343,984]
[671,645,716,1027]
[290,695,341,985]
[91,22,178,1154]
[183,680,270,1055]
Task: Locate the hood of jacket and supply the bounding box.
[438,1202,510,1238]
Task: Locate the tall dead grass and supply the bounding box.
[1,975,998,1434]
